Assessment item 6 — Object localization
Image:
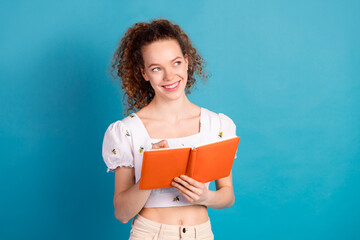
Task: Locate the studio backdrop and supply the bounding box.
[1,0,359,239]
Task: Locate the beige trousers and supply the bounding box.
[129,214,214,240]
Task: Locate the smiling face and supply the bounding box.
[141,39,188,101]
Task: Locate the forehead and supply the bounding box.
[142,39,183,63]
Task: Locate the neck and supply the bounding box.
[147,94,196,121]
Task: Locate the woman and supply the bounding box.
[102,19,237,239]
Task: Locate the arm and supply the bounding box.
[113,140,170,224]
[205,171,235,208]
[113,167,151,224]
[171,171,235,209]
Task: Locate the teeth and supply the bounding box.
[163,81,179,89]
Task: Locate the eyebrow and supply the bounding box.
[147,56,182,69]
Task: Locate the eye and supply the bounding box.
[152,67,160,72]
[174,61,181,66]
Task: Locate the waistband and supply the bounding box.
[132,214,211,235]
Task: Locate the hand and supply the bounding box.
[171,175,209,205]
[151,140,169,149]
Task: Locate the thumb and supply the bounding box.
[151,139,170,149]
[159,140,169,148]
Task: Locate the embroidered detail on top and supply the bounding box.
[129,114,135,118]
[139,146,144,154]
[218,131,223,138]
[112,149,117,155]
[125,130,130,136]
[172,195,180,202]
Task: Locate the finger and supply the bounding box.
[173,185,194,203]
[160,140,169,148]
[179,175,204,189]
[172,177,202,196]
[151,140,169,149]
[151,143,161,149]
[172,181,199,203]
[154,140,169,149]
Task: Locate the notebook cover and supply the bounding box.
[139,147,191,190]
[190,137,240,183]
[139,136,240,190]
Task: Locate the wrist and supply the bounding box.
[202,189,215,207]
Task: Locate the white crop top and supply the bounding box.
[102,107,237,208]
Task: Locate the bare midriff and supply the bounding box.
[139,205,209,225]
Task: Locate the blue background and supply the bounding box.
[1,0,359,239]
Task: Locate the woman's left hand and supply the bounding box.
[171,175,209,205]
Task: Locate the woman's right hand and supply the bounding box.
[151,140,169,149]
[113,140,170,223]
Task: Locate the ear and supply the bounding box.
[184,54,189,71]
[140,67,149,81]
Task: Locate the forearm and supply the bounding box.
[203,186,235,209]
[114,181,152,223]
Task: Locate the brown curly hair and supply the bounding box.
[110,18,208,115]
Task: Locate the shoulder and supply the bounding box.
[102,117,137,172]
[105,114,137,132]
[103,118,132,144]
[202,107,236,125]
[202,107,237,138]
[102,115,138,145]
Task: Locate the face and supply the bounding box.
[140,39,188,101]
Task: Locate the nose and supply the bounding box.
[163,67,176,82]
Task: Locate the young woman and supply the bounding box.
[102,19,237,240]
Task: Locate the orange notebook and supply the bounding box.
[139,136,240,190]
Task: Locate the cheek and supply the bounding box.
[148,72,164,84]
[176,66,188,77]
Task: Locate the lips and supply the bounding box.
[162,80,180,89]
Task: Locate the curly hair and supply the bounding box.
[110,18,208,115]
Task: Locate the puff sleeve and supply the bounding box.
[218,113,238,159]
[102,120,134,172]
